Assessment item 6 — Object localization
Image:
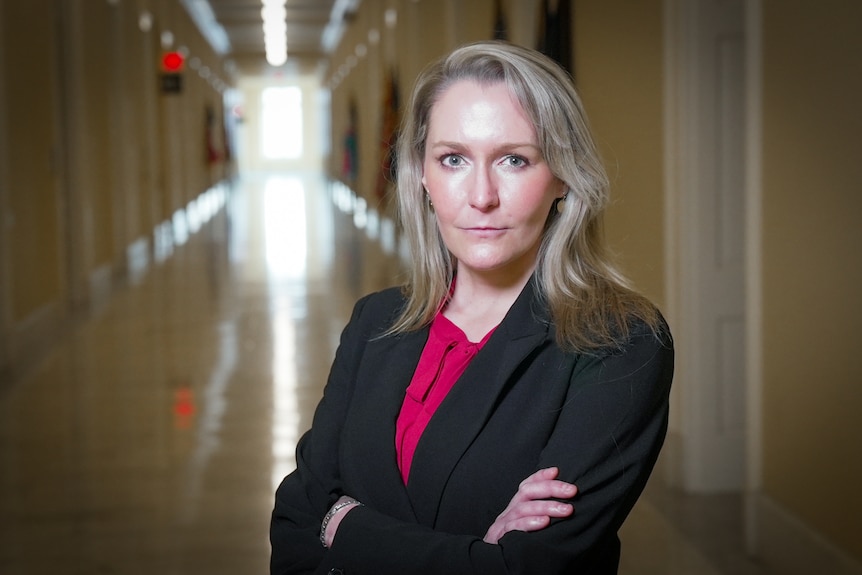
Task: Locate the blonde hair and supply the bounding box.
[389,41,659,352]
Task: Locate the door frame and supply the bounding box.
[0,2,10,376]
[742,0,764,552]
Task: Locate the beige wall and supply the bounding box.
[575,0,666,307]
[0,0,233,374]
[1,0,64,324]
[760,0,862,561]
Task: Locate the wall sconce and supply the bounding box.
[161,30,175,50]
[384,9,397,29]
[138,10,153,32]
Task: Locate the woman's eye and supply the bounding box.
[441,154,464,167]
[503,155,528,168]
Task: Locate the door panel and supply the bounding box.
[667,0,747,492]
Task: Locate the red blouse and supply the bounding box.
[394,312,496,484]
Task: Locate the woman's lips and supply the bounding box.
[463,227,506,237]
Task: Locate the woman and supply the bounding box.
[271,41,673,575]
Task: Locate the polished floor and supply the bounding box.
[0,173,779,574]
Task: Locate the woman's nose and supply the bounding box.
[468,167,499,210]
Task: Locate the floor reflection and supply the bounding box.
[0,172,405,574]
[263,176,309,280]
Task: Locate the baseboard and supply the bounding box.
[755,492,862,575]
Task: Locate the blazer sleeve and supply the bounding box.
[270,294,376,575]
[314,320,674,575]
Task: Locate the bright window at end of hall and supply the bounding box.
[262,87,303,159]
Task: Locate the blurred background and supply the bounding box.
[0,0,860,573]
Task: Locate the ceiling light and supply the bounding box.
[262,0,287,66]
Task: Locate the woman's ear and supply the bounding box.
[557,179,567,199]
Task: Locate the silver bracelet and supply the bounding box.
[320,498,361,547]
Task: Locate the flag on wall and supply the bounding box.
[205,105,221,165]
[342,96,359,184]
[375,68,400,202]
[537,0,573,76]
[493,0,508,40]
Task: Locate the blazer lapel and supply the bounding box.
[405,279,552,526]
[346,324,429,521]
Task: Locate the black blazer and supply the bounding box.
[271,279,674,575]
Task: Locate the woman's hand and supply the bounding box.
[483,467,577,544]
[322,495,362,548]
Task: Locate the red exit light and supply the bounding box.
[162,51,185,72]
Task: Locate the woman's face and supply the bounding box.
[422,80,563,284]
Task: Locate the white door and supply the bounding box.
[666,0,747,492]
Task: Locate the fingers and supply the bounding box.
[484,514,552,544]
[499,498,574,524]
[483,467,578,544]
[483,500,573,544]
[495,502,574,540]
[513,467,578,503]
[521,466,561,484]
[502,501,573,530]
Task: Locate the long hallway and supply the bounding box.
[0,174,775,575]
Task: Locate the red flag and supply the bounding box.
[375,69,400,202]
[342,97,359,184]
